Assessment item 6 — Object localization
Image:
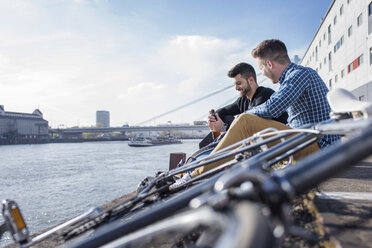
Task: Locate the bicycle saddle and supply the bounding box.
[327,88,372,118]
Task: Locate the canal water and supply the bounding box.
[0,140,200,245]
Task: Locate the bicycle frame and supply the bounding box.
[61,130,318,241]
[101,202,274,248]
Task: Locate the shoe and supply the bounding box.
[169,173,191,190]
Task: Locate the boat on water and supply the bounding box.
[127,137,153,147]
[128,135,182,147]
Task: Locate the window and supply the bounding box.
[324,57,327,65]
[315,46,318,61]
[335,74,338,83]
[359,54,364,64]
[341,69,345,78]
[319,40,321,48]
[320,62,322,69]
[328,52,332,71]
[334,15,337,25]
[329,79,332,89]
[348,63,352,73]
[348,54,364,73]
[369,2,372,34]
[334,36,344,53]
[348,25,353,37]
[347,0,351,4]
[370,47,372,65]
[359,95,365,101]
[323,32,326,41]
[357,13,363,27]
[328,24,332,44]
[340,5,344,15]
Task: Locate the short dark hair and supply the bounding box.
[227,62,257,82]
[251,39,290,64]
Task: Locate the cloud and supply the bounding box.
[154,35,245,93]
[1,1,299,127]
[136,34,258,121]
[0,27,265,126]
[118,83,166,99]
[110,35,259,125]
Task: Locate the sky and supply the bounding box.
[0,0,333,127]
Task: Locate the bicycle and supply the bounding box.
[2,89,371,247]
[67,88,372,248]
[90,121,372,248]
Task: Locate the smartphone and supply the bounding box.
[210,109,217,121]
[210,109,221,139]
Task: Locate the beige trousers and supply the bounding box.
[191,114,320,177]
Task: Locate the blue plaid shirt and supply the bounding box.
[246,62,340,149]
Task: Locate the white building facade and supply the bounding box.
[301,0,372,101]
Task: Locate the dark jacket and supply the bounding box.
[199,87,288,148]
[216,86,288,126]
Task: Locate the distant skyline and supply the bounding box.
[0,0,333,127]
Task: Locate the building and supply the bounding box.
[301,0,372,101]
[96,110,110,127]
[293,55,301,64]
[0,105,49,144]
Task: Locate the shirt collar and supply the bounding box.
[250,86,262,101]
[278,62,295,84]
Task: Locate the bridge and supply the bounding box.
[50,84,236,140]
[52,125,209,133]
[51,125,210,139]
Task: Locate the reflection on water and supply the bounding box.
[0,140,200,244]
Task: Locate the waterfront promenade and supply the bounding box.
[315,156,372,247]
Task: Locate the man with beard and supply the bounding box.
[173,62,288,188]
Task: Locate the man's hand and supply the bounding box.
[207,111,224,132]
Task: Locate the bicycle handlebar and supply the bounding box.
[281,125,372,196]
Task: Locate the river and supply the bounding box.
[0,140,201,245]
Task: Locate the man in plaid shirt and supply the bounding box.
[247,39,339,149]
[171,39,340,187]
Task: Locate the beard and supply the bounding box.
[240,89,248,97]
[240,85,251,97]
